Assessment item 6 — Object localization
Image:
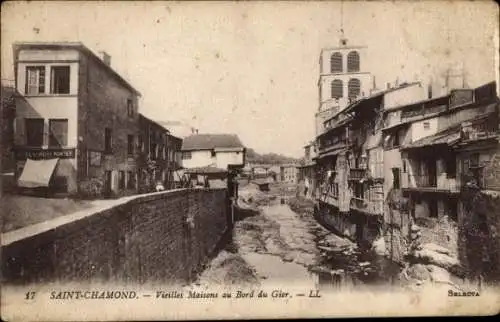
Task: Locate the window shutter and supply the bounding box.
[39,67,45,93]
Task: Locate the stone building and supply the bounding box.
[315,37,372,137]
[297,140,317,197]
[279,163,299,183]
[12,42,141,196]
[138,114,182,192]
[315,81,426,245]
[1,82,16,174]
[181,133,246,171]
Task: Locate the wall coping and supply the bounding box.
[1,188,226,247]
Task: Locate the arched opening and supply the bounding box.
[348,78,361,99]
[347,51,360,72]
[330,52,343,73]
[331,79,343,98]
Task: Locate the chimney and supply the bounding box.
[386,82,391,89]
[372,76,376,91]
[428,78,433,99]
[99,51,111,66]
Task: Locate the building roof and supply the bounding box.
[401,125,461,150]
[184,166,228,174]
[181,134,244,151]
[139,114,184,142]
[13,42,141,96]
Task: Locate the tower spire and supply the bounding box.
[339,0,347,46]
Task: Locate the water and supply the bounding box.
[267,195,402,291]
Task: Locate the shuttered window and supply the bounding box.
[347,51,360,72]
[331,79,343,98]
[348,78,361,99]
[330,52,342,73]
[25,66,45,95]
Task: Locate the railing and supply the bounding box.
[461,169,485,190]
[350,197,368,210]
[318,184,339,207]
[461,116,498,142]
[401,96,448,121]
[349,168,366,181]
[349,197,384,215]
[402,174,459,192]
[318,139,348,154]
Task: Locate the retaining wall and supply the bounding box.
[2,188,229,285]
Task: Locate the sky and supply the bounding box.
[1,1,498,157]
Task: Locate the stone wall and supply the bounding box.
[459,188,500,283]
[2,188,229,285]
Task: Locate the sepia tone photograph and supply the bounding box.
[1,0,499,320]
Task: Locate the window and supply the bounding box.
[49,119,68,147]
[445,155,456,178]
[105,128,112,152]
[429,199,438,218]
[52,176,68,193]
[138,135,144,152]
[347,51,360,72]
[348,78,361,99]
[127,99,134,117]
[211,150,216,157]
[392,167,401,189]
[393,132,400,147]
[330,52,343,73]
[50,66,70,94]
[25,118,44,147]
[448,199,458,222]
[331,79,343,98]
[119,171,125,189]
[25,66,45,95]
[127,171,136,189]
[423,121,430,130]
[470,153,480,167]
[127,135,134,155]
[182,151,192,160]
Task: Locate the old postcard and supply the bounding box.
[1,0,500,320]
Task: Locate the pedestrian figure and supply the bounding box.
[304,177,310,197]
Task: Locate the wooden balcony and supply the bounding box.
[461,115,498,142]
[402,174,459,193]
[318,184,340,208]
[349,168,367,181]
[349,197,383,215]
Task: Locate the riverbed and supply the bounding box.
[192,183,403,292]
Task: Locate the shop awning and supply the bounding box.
[18,158,59,188]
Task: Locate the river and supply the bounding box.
[194,183,402,292]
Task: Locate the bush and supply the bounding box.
[78,177,104,199]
